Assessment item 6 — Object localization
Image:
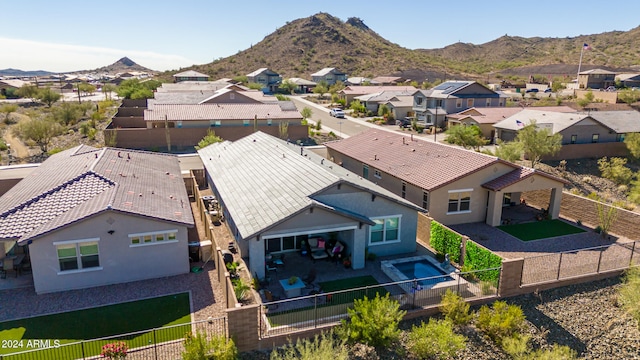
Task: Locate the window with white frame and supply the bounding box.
[374,170,382,179]
[416,97,423,106]
[267,119,272,126]
[363,164,369,179]
[229,93,235,100]
[456,99,462,108]
[56,239,100,272]
[467,99,474,107]
[130,230,178,247]
[369,216,401,245]
[447,189,472,214]
[401,182,406,198]
[243,120,250,126]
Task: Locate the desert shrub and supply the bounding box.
[502,333,577,359]
[270,331,349,360]
[315,120,322,130]
[619,266,640,326]
[440,289,472,325]
[476,301,525,343]
[0,139,7,151]
[525,345,577,360]
[182,332,237,360]
[501,333,530,358]
[338,293,405,347]
[407,319,466,360]
[598,157,633,185]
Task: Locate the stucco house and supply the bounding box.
[173,70,210,83]
[339,85,417,106]
[577,69,616,89]
[354,90,417,115]
[447,106,576,141]
[246,68,282,93]
[616,73,640,88]
[412,81,506,128]
[311,68,347,85]
[197,132,424,279]
[285,77,317,93]
[494,110,640,160]
[0,146,194,294]
[325,129,566,227]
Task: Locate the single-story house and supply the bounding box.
[197,132,424,279]
[345,77,373,86]
[0,79,30,97]
[0,145,194,294]
[173,70,210,83]
[447,106,576,141]
[285,78,317,93]
[371,76,406,85]
[493,110,640,160]
[326,129,566,227]
[383,95,415,120]
[339,85,417,106]
[354,90,417,115]
[615,73,640,88]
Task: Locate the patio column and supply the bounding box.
[549,187,562,220]
[249,237,266,278]
[486,191,502,226]
[351,227,366,270]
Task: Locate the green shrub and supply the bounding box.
[429,221,462,263]
[232,279,250,302]
[270,331,349,360]
[338,293,405,347]
[407,319,466,360]
[182,332,238,360]
[440,289,472,325]
[501,333,530,358]
[619,266,640,326]
[476,301,525,343]
[525,345,577,360]
[464,241,502,282]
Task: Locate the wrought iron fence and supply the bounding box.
[260,268,500,337]
[521,240,640,286]
[0,317,227,360]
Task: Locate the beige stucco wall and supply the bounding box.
[28,211,190,294]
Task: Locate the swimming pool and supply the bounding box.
[393,260,454,286]
[381,255,465,293]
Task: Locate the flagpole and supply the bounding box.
[577,45,585,89]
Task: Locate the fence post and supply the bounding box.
[314,295,318,329]
[457,273,461,294]
[596,248,603,273]
[81,341,86,359]
[153,328,158,360]
[412,279,417,308]
[556,252,563,280]
[630,241,637,267]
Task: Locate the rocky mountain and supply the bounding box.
[82,57,156,74]
[0,68,55,77]
[183,13,640,83]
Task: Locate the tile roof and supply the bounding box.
[355,90,417,102]
[340,86,417,95]
[482,167,568,191]
[384,95,414,107]
[448,106,576,125]
[247,68,279,77]
[144,103,302,121]
[579,69,616,75]
[493,110,588,132]
[589,111,640,133]
[0,146,193,243]
[325,129,510,191]
[311,67,339,76]
[287,77,317,86]
[198,132,420,240]
[173,70,209,78]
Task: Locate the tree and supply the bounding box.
[247,82,264,90]
[101,84,117,100]
[328,80,345,95]
[618,89,640,105]
[444,125,488,151]
[516,121,562,168]
[624,132,640,159]
[35,87,61,107]
[116,79,157,99]
[15,84,39,100]
[77,82,96,95]
[300,107,312,121]
[492,140,523,163]
[194,129,223,150]
[52,102,83,126]
[313,80,329,99]
[14,116,65,153]
[597,157,633,185]
[339,293,405,347]
[279,79,297,94]
[0,104,18,124]
[595,196,618,238]
[378,104,390,117]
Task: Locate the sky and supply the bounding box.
[2,0,640,73]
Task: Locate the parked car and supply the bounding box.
[544,88,553,93]
[525,88,539,93]
[396,117,413,128]
[329,108,345,118]
[605,86,617,92]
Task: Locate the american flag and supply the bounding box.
[516,120,525,128]
[583,43,592,50]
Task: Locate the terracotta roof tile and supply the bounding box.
[144,103,300,121]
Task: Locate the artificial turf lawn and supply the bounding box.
[498,219,586,241]
[0,292,191,356]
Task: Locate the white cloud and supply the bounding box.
[0,38,198,73]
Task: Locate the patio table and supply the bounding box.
[279,277,305,298]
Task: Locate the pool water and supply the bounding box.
[394,260,453,286]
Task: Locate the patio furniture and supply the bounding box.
[0,257,15,279]
[279,277,305,298]
[266,261,277,275]
[307,237,329,262]
[328,241,347,264]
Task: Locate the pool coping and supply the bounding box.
[380,255,465,293]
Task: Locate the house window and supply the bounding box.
[55,239,100,272]
[427,114,433,124]
[592,134,599,143]
[467,99,474,107]
[265,234,309,253]
[267,119,272,126]
[616,134,625,142]
[229,93,235,100]
[486,98,491,106]
[503,193,512,206]
[176,121,182,128]
[416,97,423,106]
[214,120,221,127]
[363,164,369,179]
[243,120,250,126]
[422,192,429,210]
[401,182,406,199]
[570,135,577,144]
[447,189,472,214]
[369,216,401,245]
[456,99,463,108]
[499,99,504,106]
[374,170,381,179]
[129,230,179,247]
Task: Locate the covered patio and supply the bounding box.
[0,241,33,290]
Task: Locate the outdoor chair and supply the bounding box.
[266,261,277,275]
[263,289,280,310]
[1,257,15,279]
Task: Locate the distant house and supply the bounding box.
[577,69,616,90]
[0,146,194,294]
[345,77,373,86]
[339,85,417,106]
[493,110,640,160]
[286,77,317,93]
[371,76,406,85]
[615,73,640,88]
[173,70,210,83]
[354,90,417,115]
[447,106,576,141]
[326,129,567,227]
[246,68,282,93]
[383,95,415,121]
[412,81,506,128]
[0,79,30,97]
[311,68,348,86]
[198,132,424,279]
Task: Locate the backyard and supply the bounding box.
[497,219,586,241]
[0,292,191,358]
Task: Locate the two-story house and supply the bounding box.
[311,67,347,86]
[412,81,506,128]
[577,69,616,90]
[173,70,210,83]
[246,68,282,93]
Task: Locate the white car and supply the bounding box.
[329,108,345,118]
